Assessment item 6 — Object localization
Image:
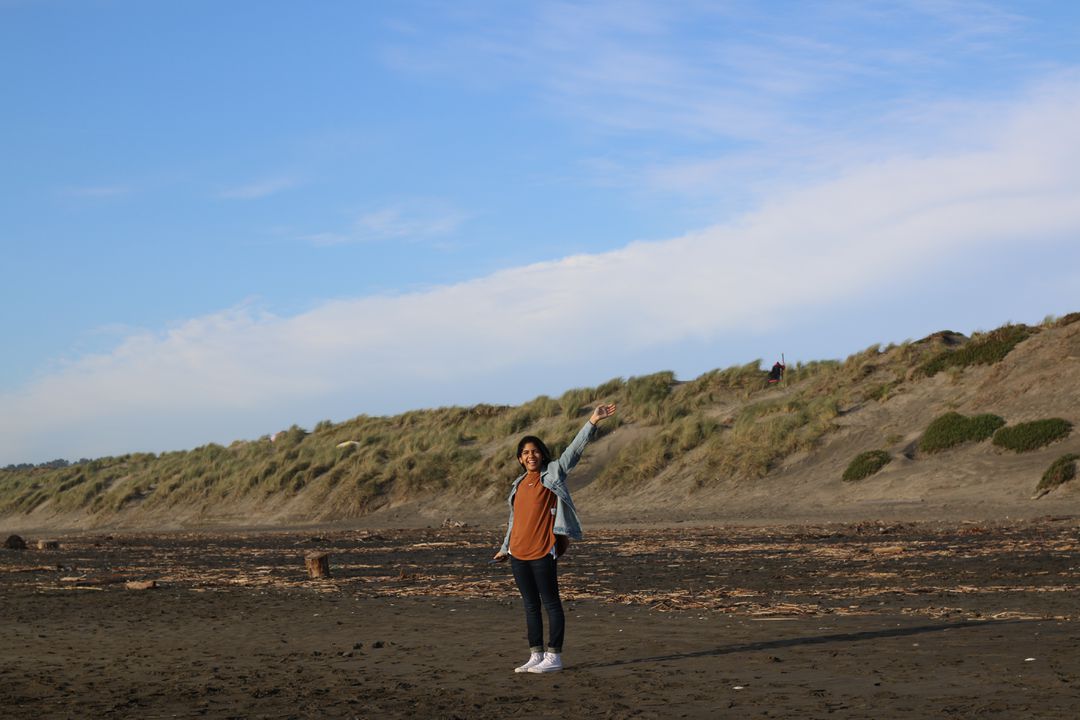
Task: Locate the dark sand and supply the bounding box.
[2,519,1078,719]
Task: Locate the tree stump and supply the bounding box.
[3,534,26,550]
[38,539,60,550]
[305,552,331,579]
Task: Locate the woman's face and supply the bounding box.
[518,442,544,473]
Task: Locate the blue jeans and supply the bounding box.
[510,555,564,652]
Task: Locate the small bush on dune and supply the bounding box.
[1053,311,1080,328]
[967,414,1007,437]
[1037,454,1078,494]
[843,450,892,482]
[919,412,1005,454]
[992,419,1073,453]
[918,324,1033,377]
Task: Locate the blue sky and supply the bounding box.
[3,1,1080,465]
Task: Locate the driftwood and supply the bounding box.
[37,540,60,550]
[125,580,157,591]
[61,574,127,586]
[4,535,27,550]
[305,552,331,579]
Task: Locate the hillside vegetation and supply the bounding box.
[3,313,1079,530]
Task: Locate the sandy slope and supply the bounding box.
[3,322,1078,534]
[573,320,1080,525]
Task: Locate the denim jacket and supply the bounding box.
[498,419,594,555]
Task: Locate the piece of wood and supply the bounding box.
[61,574,127,585]
[37,539,60,550]
[305,552,331,579]
[3,534,27,550]
[125,580,157,591]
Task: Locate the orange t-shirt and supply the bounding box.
[509,472,557,560]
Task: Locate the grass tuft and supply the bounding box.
[992,419,1073,453]
[918,325,1034,377]
[843,450,892,482]
[1037,454,1079,494]
[919,413,1005,454]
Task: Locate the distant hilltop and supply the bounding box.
[2,313,1078,531]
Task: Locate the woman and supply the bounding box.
[493,403,616,673]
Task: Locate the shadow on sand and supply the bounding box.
[576,618,1029,670]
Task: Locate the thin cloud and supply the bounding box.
[381,1,1044,149]
[4,78,1080,464]
[300,200,469,246]
[218,176,301,200]
[61,185,130,198]
[901,0,1026,40]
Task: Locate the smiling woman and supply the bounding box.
[492,402,616,674]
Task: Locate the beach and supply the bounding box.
[2,520,1078,718]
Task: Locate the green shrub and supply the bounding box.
[843,450,892,482]
[968,413,1008,440]
[1037,454,1078,494]
[919,412,1006,453]
[919,324,1034,377]
[992,419,1073,453]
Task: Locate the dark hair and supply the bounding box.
[516,435,551,470]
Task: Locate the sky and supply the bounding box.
[2,0,1080,465]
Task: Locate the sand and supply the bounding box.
[2,520,1078,719]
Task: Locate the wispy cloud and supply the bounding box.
[218,176,301,200]
[900,0,1026,41]
[61,185,130,198]
[4,77,1080,463]
[301,200,469,246]
[380,1,1050,203]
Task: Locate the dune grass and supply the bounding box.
[919,412,1006,454]
[1,317,1072,521]
[918,324,1034,378]
[842,450,892,482]
[1037,454,1078,494]
[992,419,1073,453]
[0,355,870,515]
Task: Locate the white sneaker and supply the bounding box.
[514,652,544,673]
[526,652,563,673]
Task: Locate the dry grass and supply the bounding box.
[1,317,1073,524]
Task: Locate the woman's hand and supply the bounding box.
[590,403,616,425]
[492,551,509,562]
